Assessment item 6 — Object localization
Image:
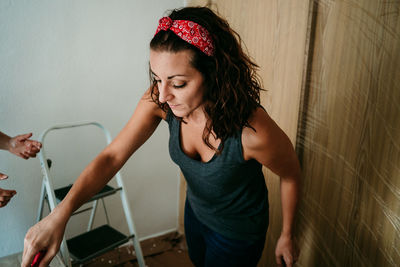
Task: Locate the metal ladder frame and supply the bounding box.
[36,121,145,267]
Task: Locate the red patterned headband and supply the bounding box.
[155,17,215,56]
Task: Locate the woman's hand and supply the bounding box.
[21,210,68,267]
[275,233,299,267]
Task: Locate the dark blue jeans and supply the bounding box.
[184,199,266,267]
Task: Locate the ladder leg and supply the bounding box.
[59,239,72,267]
[37,122,146,266]
[116,174,145,267]
[87,200,98,231]
[45,197,51,212]
[36,179,46,222]
[43,176,72,266]
[132,236,145,267]
[101,198,110,225]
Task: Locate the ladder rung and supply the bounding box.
[71,206,94,216]
[54,184,122,203]
[66,224,133,264]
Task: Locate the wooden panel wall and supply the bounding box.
[185,1,309,266]
[296,0,400,266]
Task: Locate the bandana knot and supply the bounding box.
[158,17,173,31]
[154,16,214,56]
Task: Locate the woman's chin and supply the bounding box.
[170,108,186,118]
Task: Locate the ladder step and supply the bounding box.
[66,225,133,264]
[54,184,121,203]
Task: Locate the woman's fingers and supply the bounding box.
[276,254,283,266]
[22,236,40,267]
[22,224,42,267]
[275,234,299,267]
[284,254,294,267]
[38,248,57,267]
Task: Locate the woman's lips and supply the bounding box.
[168,104,180,109]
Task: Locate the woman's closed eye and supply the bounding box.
[152,77,186,89]
[172,82,187,88]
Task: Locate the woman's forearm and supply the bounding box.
[280,175,300,236]
[53,149,126,219]
[47,97,162,220]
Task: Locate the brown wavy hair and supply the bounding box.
[150,7,263,154]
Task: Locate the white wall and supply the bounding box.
[0,0,183,257]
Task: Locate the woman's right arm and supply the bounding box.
[21,89,165,267]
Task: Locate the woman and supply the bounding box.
[22,7,300,267]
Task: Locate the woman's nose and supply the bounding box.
[158,83,172,103]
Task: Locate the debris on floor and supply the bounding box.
[80,231,193,267]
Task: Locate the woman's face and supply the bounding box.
[150,49,205,119]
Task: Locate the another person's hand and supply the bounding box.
[22,210,68,267]
[8,133,42,159]
[0,187,17,208]
[0,171,8,180]
[275,233,299,267]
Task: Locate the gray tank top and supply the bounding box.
[166,110,269,240]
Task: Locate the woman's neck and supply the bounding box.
[184,105,208,125]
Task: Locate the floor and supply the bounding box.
[0,232,194,267]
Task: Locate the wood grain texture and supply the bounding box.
[178,174,186,234]
[296,0,400,266]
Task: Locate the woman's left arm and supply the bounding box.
[242,108,301,267]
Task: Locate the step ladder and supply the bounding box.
[36,121,145,267]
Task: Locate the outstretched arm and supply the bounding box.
[22,89,165,267]
[242,107,301,267]
[0,131,42,159]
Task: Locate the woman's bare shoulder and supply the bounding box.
[241,107,289,162]
[241,107,300,177]
[242,107,275,147]
[139,87,167,120]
